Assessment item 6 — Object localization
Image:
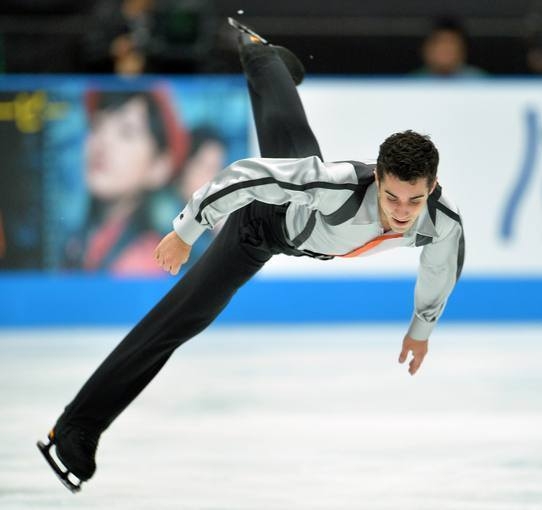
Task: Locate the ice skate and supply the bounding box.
[37,425,99,493]
[228,16,306,85]
[228,16,270,45]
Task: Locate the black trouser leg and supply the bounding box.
[58,45,321,435]
[59,208,274,433]
[241,44,323,159]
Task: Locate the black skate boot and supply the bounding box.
[228,16,306,86]
[37,425,99,493]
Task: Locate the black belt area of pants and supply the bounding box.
[275,204,334,261]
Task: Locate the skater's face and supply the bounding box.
[375,172,435,233]
[85,96,173,201]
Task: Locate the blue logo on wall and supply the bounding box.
[500,108,539,240]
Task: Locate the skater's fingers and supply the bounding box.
[158,257,172,273]
[408,354,425,376]
[153,232,190,274]
[398,346,409,364]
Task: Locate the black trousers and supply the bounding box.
[59,44,322,433]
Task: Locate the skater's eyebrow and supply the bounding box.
[384,190,425,200]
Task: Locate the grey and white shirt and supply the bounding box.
[173,156,464,340]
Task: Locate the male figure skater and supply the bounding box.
[38,18,464,492]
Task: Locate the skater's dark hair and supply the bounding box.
[429,16,468,41]
[376,130,439,187]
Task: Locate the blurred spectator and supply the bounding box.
[83,0,218,75]
[413,17,487,77]
[63,89,190,275]
[84,0,155,75]
[110,0,154,75]
[525,7,542,74]
[526,35,542,73]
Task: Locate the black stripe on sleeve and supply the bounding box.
[337,160,375,181]
[320,161,376,226]
[291,210,317,247]
[195,177,359,223]
[456,224,465,281]
[427,184,461,226]
[415,234,433,247]
[434,201,462,223]
[322,186,368,226]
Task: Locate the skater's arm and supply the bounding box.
[154,231,192,275]
[407,219,464,341]
[396,203,464,376]
[396,218,460,376]
[172,157,358,245]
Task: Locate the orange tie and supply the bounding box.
[340,233,403,258]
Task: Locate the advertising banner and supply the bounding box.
[0,76,249,274]
[1,76,540,325]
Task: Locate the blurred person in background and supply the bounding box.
[413,17,486,77]
[83,0,155,75]
[525,7,542,74]
[109,0,154,75]
[83,0,218,75]
[525,35,542,73]
[63,89,189,275]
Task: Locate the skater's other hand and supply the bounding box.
[154,231,192,275]
[398,336,428,376]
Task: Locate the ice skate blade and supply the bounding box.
[37,439,83,493]
[227,17,269,45]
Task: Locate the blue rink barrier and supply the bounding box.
[0,274,541,326]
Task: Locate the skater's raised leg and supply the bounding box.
[231,18,322,160]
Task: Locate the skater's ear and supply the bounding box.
[144,153,175,190]
[374,169,380,188]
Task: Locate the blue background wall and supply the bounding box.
[1,76,542,327]
[1,274,540,326]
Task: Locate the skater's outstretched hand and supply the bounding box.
[154,230,192,275]
[398,336,428,376]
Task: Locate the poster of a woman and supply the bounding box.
[63,89,189,275]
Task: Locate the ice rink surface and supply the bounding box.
[1,324,542,510]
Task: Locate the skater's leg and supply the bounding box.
[241,43,323,160]
[44,205,274,483]
[59,209,271,433]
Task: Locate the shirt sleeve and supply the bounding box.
[407,219,465,340]
[172,156,355,245]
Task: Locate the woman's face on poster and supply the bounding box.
[85,96,171,201]
[180,140,225,200]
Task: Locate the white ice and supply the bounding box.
[1,324,542,509]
